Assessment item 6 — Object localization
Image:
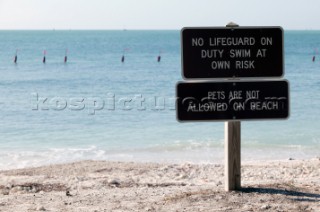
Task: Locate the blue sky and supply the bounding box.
[0,0,319,30]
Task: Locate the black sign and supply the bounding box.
[176,80,289,121]
[181,27,283,79]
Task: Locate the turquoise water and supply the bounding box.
[0,30,319,169]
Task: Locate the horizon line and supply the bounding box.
[0,27,320,31]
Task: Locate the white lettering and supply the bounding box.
[192,38,204,46]
[208,91,225,100]
[256,49,267,58]
[201,49,224,58]
[230,49,251,58]
[261,37,272,45]
[246,90,260,99]
[250,101,279,110]
[228,91,243,103]
[210,37,255,46]
[235,60,255,69]
[233,102,245,111]
[211,61,230,70]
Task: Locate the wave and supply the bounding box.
[0,141,319,170]
[0,145,107,170]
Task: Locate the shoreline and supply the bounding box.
[0,158,319,211]
[1,145,318,171]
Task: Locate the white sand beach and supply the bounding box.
[0,158,319,211]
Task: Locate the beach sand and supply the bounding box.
[0,158,319,211]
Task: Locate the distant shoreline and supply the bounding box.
[0,146,318,171]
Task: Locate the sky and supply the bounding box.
[0,0,320,30]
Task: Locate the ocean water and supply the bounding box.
[0,30,319,170]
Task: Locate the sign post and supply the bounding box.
[177,22,289,192]
[225,22,241,191]
[225,120,241,191]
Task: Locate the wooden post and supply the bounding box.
[225,121,241,191]
[225,22,241,191]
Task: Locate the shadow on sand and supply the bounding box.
[241,187,320,202]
